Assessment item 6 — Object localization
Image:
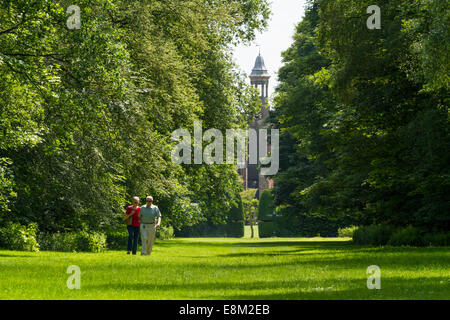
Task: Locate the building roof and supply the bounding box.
[250,54,270,78]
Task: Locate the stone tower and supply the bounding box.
[239,53,274,198]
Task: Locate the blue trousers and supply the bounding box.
[127,225,140,254]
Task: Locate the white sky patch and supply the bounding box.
[232,0,307,96]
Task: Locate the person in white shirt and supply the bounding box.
[138,196,161,255]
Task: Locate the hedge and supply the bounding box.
[105,230,129,249]
[175,197,244,238]
[226,197,244,237]
[175,222,228,237]
[258,222,275,238]
[38,231,107,252]
[273,209,355,238]
[353,225,450,246]
[353,225,397,245]
[258,190,275,221]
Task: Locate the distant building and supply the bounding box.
[239,53,274,198]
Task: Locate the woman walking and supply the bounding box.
[124,196,141,255]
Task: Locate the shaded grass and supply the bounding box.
[0,237,449,300]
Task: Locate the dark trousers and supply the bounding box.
[127,225,140,254]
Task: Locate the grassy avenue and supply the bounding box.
[1,231,448,300]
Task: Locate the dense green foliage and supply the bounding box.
[338,226,358,238]
[256,189,275,238]
[175,221,244,238]
[353,225,450,246]
[175,197,244,237]
[0,0,270,236]
[258,221,274,238]
[156,225,175,240]
[33,230,106,252]
[271,0,449,238]
[352,225,397,246]
[240,188,258,238]
[257,189,275,221]
[105,230,129,249]
[388,226,424,247]
[0,225,167,252]
[257,189,351,237]
[175,221,228,237]
[274,211,353,237]
[226,196,245,237]
[0,222,39,251]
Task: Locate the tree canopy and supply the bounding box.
[0,0,270,232]
[271,0,449,232]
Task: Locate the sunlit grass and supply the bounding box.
[0,237,449,300]
[243,225,259,239]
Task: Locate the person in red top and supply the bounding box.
[124,196,141,255]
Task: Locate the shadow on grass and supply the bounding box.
[169,256,450,271]
[157,239,352,249]
[160,240,450,262]
[159,239,450,253]
[0,253,37,258]
[213,247,450,258]
[85,276,450,300]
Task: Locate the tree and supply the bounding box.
[270,1,336,222]
[0,0,271,232]
[258,189,275,221]
[271,0,449,233]
[240,188,258,238]
[316,0,449,230]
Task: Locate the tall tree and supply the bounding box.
[272,0,449,232]
[240,188,258,238]
[0,0,270,232]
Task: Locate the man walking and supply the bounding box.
[139,196,161,255]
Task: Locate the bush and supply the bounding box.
[175,222,228,237]
[352,225,450,247]
[388,226,424,246]
[37,232,78,252]
[157,226,174,240]
[258,190,275,221]
[176,197,245,238]
[273,206,355,237]
[37,231,107,252]
[353,225,396,245]
[106,230,129,249]
[75,231,107,252]
[226,197,244,237]
[422,232,450,246]
[0,222,39,252]
[226,222,245,238]
[258,222,275,238]
[338,226,358,238]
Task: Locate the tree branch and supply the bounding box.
[0,13,27,35]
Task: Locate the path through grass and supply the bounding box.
[0,237,449,299]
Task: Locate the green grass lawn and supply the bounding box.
[1,235,449,300]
